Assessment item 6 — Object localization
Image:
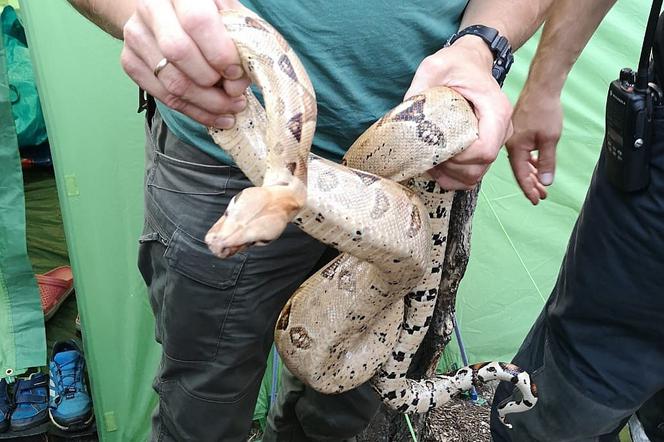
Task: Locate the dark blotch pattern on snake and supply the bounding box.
[207,9,538,427]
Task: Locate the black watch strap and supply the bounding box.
[446,25,514,87]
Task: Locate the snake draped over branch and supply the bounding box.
[204,9,537,426]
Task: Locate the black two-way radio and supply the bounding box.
[604,0,663,192]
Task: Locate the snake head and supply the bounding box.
[205,184,304,258]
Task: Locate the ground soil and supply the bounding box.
[418,382,497,442]
[247,382,498,442]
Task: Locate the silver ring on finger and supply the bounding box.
[153,58,170,78]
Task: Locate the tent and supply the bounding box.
[5,0,649,439]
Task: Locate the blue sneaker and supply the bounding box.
[10,372,49,431]
[48,340,93,431]
[0,378,11,433]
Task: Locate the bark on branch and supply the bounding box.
[358,187,480,442]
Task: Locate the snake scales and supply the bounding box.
[205,9,537,425]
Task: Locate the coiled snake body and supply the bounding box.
[206,10,537,425]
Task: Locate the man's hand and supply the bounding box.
[506,84,562,205]
[406,35,513,190]
[120,0,251,128]
[501,0,617,205]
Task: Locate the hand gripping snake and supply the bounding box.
[205,10,537,426]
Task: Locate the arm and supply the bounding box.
[66,0,250,128]
[460,0,551,52]
[407,0,552,190]
[507,0,617,204]
[66,0,135,39]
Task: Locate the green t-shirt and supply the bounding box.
[157,1,469,164]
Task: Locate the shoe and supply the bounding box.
[37,266,74,321]
[48,340,93,431]
[10,372,49,431]
[0,378,11,433]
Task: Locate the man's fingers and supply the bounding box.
[435,176,477,191]
[215,0,244,9]
[505,119,514,144]
[507,138,540,205]
[403,79,426,101]
[223,75,251,97]
[535,140,557,186]
[454,87,511,166]
[535,178,548,201]
[121,46,238,128]
[428,167,477,191]
[402,56,437,100]
[172,0,243,79]
[473,89,513,147]
[522,172,547,205]
[427,88,510,187]
[138,0,221,87]
[526,160,548,204]
[428,161,488,189]
[450,87,511,166]
[506,140,531,183]
[123,17,245,116]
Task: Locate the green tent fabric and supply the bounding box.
[0,18,45,377]
[23,169,70,276]
[20,3,159,439]
[445,4,650,364]
[19,0,650,440]
[253,348,281,431]
[22,167,80,357]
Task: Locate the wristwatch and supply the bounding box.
[446,25,514,87]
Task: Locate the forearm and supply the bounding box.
[452,0,552,73]
[66,0,135,39]
[525,0,617,95]
[461,0,552,52]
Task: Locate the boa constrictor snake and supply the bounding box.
[205,9,537,426]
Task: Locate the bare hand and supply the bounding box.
[406,36,513,190]
[506,85,562,205]
[120,0,251,128]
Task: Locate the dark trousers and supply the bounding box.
[490,109,664,441]
[137,112,380,441]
